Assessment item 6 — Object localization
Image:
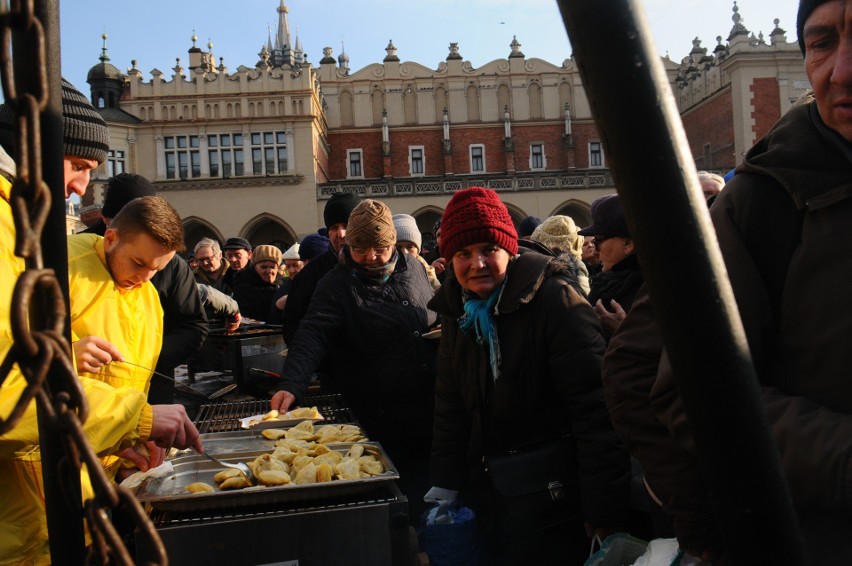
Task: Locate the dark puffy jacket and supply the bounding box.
[428,250,629,528]
[587,253,643,314]
[652,95,852,563]
[232,267,284,322]
[150,255,209,403]
[276,252,438,442]
[281,247,339,344]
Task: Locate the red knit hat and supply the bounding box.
[440,187,518,259]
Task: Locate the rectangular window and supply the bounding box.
[589,141,604,168]
[221,150,232,177]
[410,146,425,176]
[204,133,251,177]
[347,149,363,179]
[234,149,244,176]
[469,144,485,173]
[165,153,176,179]
[190,151,201,177]
[107,149,125,178]
[163,135,203,179]
[209,150,219,177]
[249,130,288,175]
[530,144,545,170]
[252,148,263,175]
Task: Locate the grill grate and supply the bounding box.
[149,485,404,527]
[194,393,357,433]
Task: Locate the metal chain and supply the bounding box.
[0,1,166,564]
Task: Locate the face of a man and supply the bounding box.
[328,223,347,253]
[804,0,852,142]
[451,242,511,299]
[63,156,99,198]
[104,229,175,291]
[254,260,279,284]
[195,246,222,274]
[595,236,634,273]
[225,248,251,271]
[284,259,304,277]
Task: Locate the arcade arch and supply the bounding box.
[242,213,297,250]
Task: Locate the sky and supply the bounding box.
[58,0,800,93]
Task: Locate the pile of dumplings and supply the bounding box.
[184,421,383,494]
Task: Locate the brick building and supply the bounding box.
[82,1,807,248]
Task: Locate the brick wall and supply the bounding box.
[681,88,735,170]
[751,77,781,142]
[326,121,603,180]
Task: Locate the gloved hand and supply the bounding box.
[424,486,459,525]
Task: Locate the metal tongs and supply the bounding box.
[116,360,236,400]
[195,450,253,482]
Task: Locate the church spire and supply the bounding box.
[276,0,291,51]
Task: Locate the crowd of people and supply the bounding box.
[0,0,849,562]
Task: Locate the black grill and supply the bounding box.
[193,393,358,433]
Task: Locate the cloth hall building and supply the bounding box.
[81,1,808,249]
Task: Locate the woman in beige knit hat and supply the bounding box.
[531,215,591,294]
[270,199,439,522]
[232,244,285,322]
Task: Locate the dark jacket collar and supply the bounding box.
[741,94,852,210]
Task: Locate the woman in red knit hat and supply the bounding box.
[426,187,629,564]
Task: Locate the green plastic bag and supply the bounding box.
[584,533,648,566]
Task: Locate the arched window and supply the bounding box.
[529,82,542,120]
[466,84,480,122]
[340,90,354,126]
[371,89,384,126]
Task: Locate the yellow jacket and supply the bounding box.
[0,178,153,565]
[67,234,164,393]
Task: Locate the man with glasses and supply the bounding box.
[193,237,234,296]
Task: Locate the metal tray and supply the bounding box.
[136,442,397,512]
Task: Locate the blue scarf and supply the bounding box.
[458,278,506,382]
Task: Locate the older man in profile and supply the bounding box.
[647,0,852,561]
[193,237,233,295]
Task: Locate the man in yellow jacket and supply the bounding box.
[67,196,195,477]
[0,80,201,565]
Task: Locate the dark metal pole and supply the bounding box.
[30,0,87,563]
[557,1,806,563]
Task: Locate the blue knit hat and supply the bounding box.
[299,233,331,261]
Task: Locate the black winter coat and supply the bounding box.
[150,255,209,403]
[281,247,339,344]
[232,267,284,322]
[277,252,438,442]
[428,251,629,528]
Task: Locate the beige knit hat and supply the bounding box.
[531,215,583,259]
[345,199,396,249]
[252,244,283,265]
